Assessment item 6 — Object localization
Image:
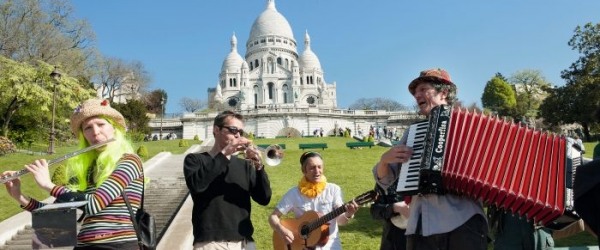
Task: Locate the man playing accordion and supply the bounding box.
[373,68,488,250]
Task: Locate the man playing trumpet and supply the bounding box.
[183,110,272,250]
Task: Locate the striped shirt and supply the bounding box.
[23,154,144,246]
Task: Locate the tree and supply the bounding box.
[95,57,151,102]
[541,22,600,140]
[348,97,408,111]
[509,69,551,122]
[179,97,205,113]
[144,89,168,115]
[0,56,95,137]
[481,74,517,117]
[0,0,97,77]
[112,99,150,135]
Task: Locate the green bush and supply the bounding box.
[247,132,255,140]
[193,135,200,141]
[366,135,375,142]
[343,130,350,138]
[0,136,17,156]
[179,139,189,147]
[127,132,146,142]
[51,164,68,185]
[136,145,149,159]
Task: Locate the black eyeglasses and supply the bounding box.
[221,125,245,136]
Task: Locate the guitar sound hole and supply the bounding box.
[300,225,310,238]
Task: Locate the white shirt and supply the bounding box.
[275,183,345,250]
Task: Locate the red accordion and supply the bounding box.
[396,105,581,226]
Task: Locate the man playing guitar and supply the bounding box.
[268,152,360,250]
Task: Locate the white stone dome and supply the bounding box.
[221,33,244,72]
[299,31,322,70]
[249,0,294,41]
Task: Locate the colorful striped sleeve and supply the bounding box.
[51,154,144,216]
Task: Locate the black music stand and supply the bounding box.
[31,201,86,249]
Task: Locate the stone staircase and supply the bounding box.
[0,177,189,249]
[0,177,188,250]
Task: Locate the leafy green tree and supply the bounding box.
[0,57,95,138]
[481,74,517,117]
[112,99,151,135]
[510,70,551,122]
[541,22,600,140]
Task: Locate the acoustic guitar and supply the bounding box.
[272,190,377,250]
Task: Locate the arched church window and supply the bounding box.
[277,57,282,65]
[255,59,259,67]
[268,82,274,100]
[250,62,253,70]
[282,84,289,103]
[307,96,315,105]
[285,59,289,69]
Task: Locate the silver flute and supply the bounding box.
[0,138,116,184]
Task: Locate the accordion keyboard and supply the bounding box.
[396,121,429,194]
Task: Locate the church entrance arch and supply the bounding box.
[277,127,301,138]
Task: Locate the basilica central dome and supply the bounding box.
[249,0,294,41]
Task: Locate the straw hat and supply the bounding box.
[70,99,126,135]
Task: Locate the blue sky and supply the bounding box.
[71,1,600,113]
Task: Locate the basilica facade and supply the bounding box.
[149,0,419,139]
[208,0,337,110]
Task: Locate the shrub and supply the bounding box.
[179,139,189,147]
[247,132,255,140]
[0,136,17,156]
[193,135,200,141]
[137,145,149,159]
[366,135,375,142]
[343,130,350,138]
[128,132,146,142]
[51,164,68,185]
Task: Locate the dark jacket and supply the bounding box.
[183,152,271,243]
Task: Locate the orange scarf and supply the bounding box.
[298,176,327,198]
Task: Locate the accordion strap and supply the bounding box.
[122,174,145,247]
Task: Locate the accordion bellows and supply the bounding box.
[397,105,581,226]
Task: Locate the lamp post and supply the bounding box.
[159,96,165,140]
[48,67,62,154]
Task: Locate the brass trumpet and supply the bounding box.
[243,144,284,167]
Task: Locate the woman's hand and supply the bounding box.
[2,171,31,206]
[24,159,55,192]
[2,171,22,200]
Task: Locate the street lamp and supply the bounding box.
[159,96,165,140]
[47,67,62,154]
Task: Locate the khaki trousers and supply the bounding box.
[193,240,256,250]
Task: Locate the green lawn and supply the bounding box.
[1,137,597,248]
